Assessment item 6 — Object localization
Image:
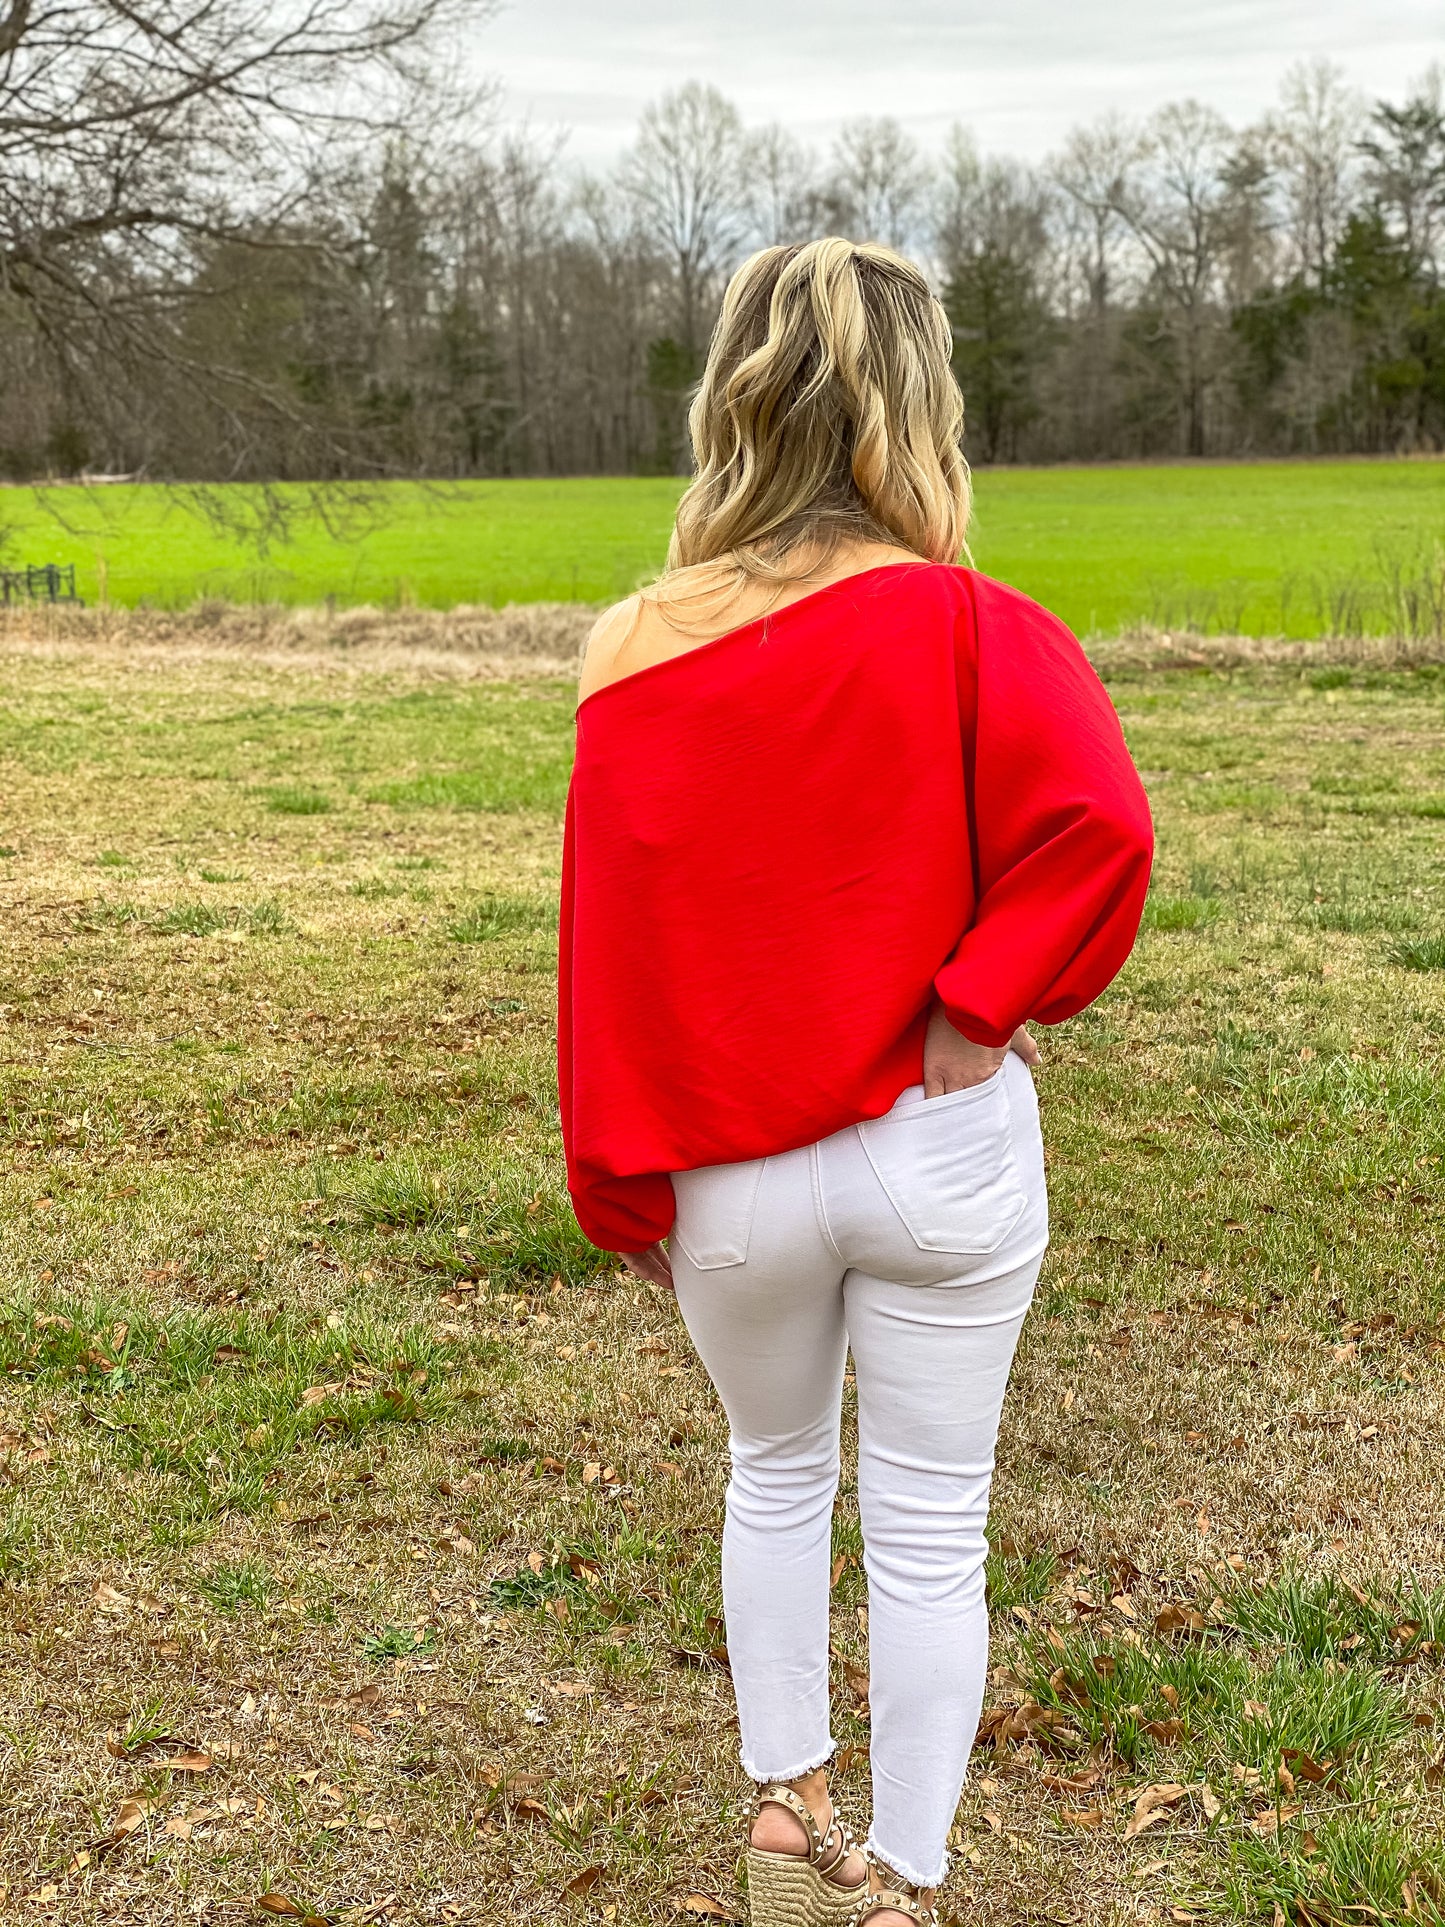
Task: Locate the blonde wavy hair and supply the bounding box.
[656,237,970,600]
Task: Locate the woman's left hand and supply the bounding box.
[923,1004,1040,1096]
[622,1242,674,1291]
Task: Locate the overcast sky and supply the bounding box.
[473,0,1442,165]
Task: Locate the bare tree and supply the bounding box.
[744,123,822,247]
[1052,114,1140,317]
[1269,60,1364,290]
[1044,115,1142,456]
[618,81,748,363]
[828,117,932,252]
[936,130,1054,462]
[0,0,494,507]
[1109,101,1266,455]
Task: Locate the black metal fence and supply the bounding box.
[0,562,82,606]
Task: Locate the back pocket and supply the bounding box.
[858,1071,1026,1255]
[671,1157,766,1270]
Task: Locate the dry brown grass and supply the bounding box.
[0,625,1443,1927]
[0,601,596,683]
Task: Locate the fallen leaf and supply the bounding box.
[1042,1768,1101,1794]
[94,1581,133,1611]
[70,1794,167,1868]
[257,1900,304,1920]
[678,1898,733,1920]
[1251,1804,1301,1836]
[565,1867,605,1900]
[1061,1807,1104,1828]
[1143,1718,1184,1744]
[107,1733,211,1771]
[1154,1603,1205,1638]
[975,1700,1075,1749]
[1125,1783,1190,1839]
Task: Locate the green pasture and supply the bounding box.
[1,628,1444,1921]
[3,458,1443,634]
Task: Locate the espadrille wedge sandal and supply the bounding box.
[746,1783,863,1926]
[846,1849,937,1926]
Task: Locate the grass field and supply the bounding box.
[3,458,1444,637]
[1,611,1445,1925]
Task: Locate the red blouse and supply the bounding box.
[558,562,1153,1252]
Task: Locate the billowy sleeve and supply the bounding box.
[934,575,1154,1047]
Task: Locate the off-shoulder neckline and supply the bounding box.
[575,560,945,715]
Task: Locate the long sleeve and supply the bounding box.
[558,776,678,1252]
[934,575,1154,1048]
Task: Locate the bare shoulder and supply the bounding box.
[577,595,643,703]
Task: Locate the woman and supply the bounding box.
[558,238,1153,1927]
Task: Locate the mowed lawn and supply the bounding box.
[1,615,1444,1926]
[4,457,1444,636]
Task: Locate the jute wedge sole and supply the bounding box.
[746,1845,862,1925]
[746,1785,864,1927]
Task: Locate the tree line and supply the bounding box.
[2,8,1443,484]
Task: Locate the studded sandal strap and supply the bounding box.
[815,1810,857,1881]
[755,1784,826,1858]
[755,1784,858,1882]
[852,1850,937,1925]
[850,1893,936,1925]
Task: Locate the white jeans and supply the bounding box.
[670,1055,1047,1889]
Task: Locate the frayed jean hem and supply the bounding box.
[741,1739,837,1784]
[864,1832,949,1891]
